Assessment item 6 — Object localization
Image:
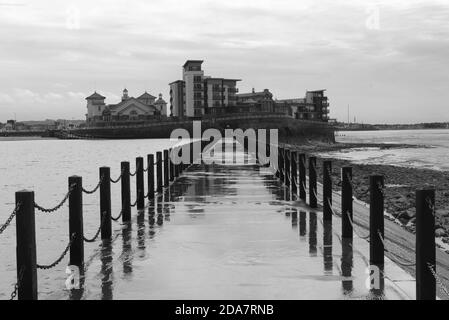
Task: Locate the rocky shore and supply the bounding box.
[284,141,449,245]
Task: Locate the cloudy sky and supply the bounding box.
[0,0,448,123]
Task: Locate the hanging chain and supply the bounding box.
[428,262,449,298]
[377,181,385,196]
[326,198,342,217]
[9,267,25,300]
[377,230,416,267]
[82,175,104,194]
[130,196,139,208]
[425,197,435,217]
[111,210,123,221]
[83,212,106,243]
[130,163,139,177]
[0,203,21,235]
[345,211,370,239]
[34,184,76,213]
[110,169,124,184]
[36,233,76,270]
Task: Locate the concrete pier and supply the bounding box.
[70,140,415,300]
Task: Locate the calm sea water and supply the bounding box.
[327,129,449,171]
[0,138,178,299]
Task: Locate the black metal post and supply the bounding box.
[156,151,163,193]
[323,160,332,221]
[136,157,144,210]
[278,147,284,181]
[369,175,384,268]
[341,167,353,239]
[309,156,317,208]
[68,176,84,273]
[147,155,154,199]
[284,149,290,187]
[169,148,174,182]
[174,147,179,178]
[100,167,112,240]
[121,161,131,222]
[291,151,298,195]
[163,149,169,188]
[15,190,38,300]
[416,188,436,300]
[299,153,306,200]
[190,140,195,165]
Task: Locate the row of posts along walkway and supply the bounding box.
[6,136,445,299]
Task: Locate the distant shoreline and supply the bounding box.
[0,136,57,142]
[335,126,449,132]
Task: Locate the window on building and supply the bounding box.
[130,110,138,120]
[193,76,202,82]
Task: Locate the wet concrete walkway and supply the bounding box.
[69,141,415,300]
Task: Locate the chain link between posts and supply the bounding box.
[428,262,449,298]
[326,198,342,217]
[9,267,24,300]
[376,230,416,267]
[129,163,140,177]
[0,203,21,235]
[111,210,123,221]
[83,212,107,243]
[130,194,139,208]
[345,210,370,240]
[110,169,124,184]
[82,175,104,194]
[426,197,435,217]
[34,184,76,213]
[36,233,76,270]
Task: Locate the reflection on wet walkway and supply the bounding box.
[74,143,413,300]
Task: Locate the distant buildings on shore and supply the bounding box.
[0,119,84,132]
[83,59,330,126]
[169,60,330,122]
[85,90,167,124]
[169,60,240,118]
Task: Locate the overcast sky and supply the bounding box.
[0,0,448,124]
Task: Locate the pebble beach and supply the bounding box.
[284,140,449,250]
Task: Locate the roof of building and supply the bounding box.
[276,98,306,103]
[307,89,326,93]
[240,98,258,104]
[155,94,167,104]
[108,97,153,109]
[183,60,204,68]
[137,91,156,100]
[169,80,185,85]
[86,91,106,100]
[204,77,242,82]
[237,89,272,98]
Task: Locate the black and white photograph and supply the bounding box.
[0,0,448,311]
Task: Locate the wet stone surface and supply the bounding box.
[58,149,414,300]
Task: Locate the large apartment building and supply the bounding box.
[275,89,330,121]
[169,60,240,118]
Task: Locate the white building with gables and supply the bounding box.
[86,89,167,123]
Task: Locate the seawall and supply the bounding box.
[72,114,335,142]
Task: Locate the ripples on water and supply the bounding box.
[327,129,449,171]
